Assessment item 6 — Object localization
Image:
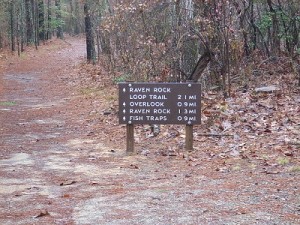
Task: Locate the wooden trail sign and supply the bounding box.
[118,82,201,153]
[119,83,201,125]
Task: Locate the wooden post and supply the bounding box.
[185,80,196,151]
[126,124,135,154]
[185,125,193,151]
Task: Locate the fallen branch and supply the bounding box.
[188,49,212,81]
[197,133,234,137]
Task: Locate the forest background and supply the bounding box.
[0,0,299,95]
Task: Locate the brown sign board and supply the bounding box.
[119,83,201,125]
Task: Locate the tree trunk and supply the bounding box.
[19,1,25,53]
[10,2,15,52]
[84,3,95,63]
[35,0,39,47]
[55,0,63,39]
[74,0,80,34]
[267,0,280,55]
[29,0,38,48]
[249,0,257,51]
[25,0,33,44]
[38,0,45,41]
[47,0,52,40]
[172,0,182,81]
[17,8,20,56]
[96,30,102,61]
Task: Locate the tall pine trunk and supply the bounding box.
[10,2,15,51]
[47,0,52,40]
[84,3,95,63]
[25,0,33,44]
[55,0,63,39]
[74,0,80,35]
[38,0,45,41]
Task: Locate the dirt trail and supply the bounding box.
[0,38,299,225]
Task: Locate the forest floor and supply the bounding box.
[0,37,300,225]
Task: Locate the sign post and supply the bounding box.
[185,125,193,151]
[185,80,195,151]
[119,83,201,153]
[126,123,135,154]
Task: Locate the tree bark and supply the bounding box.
[25,0,34,44]
[74,0,80,34]
[47,0,52,40]
[35,0,39,47]
[55,0,63,39]
[20,1,25,52]
[38,0,45,41]
[10,2,15,51]
[84,3,95,63]
[267,0,280,55]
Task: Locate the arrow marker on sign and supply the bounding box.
[123,109,126,113]
[123,102,126,106]
[123,88,126,93]
[123,116,126,121]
